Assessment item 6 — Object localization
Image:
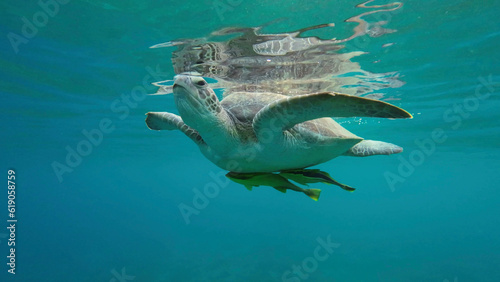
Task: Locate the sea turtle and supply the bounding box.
[146,75,412,177]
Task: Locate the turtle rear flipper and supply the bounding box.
[343,140,403,157]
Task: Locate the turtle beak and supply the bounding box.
[173,73,203,86]
[173,75,206,114]
[173,74,191,89]
[173,75,196,99]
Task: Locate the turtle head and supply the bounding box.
[172,74,224,130]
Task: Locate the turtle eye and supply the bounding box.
[196,80,206,86]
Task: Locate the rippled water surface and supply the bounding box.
[1,0,499,281]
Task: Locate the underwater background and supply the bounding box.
[1,0,499,281]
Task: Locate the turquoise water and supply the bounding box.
[1,0,499,281]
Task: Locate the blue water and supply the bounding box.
[1,0,499,281]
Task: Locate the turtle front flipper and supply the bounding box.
[145,112,205,146]
[252,92,412,142]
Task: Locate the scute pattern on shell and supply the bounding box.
[220,92,360,144]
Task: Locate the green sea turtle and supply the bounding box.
[146,75,412,179]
